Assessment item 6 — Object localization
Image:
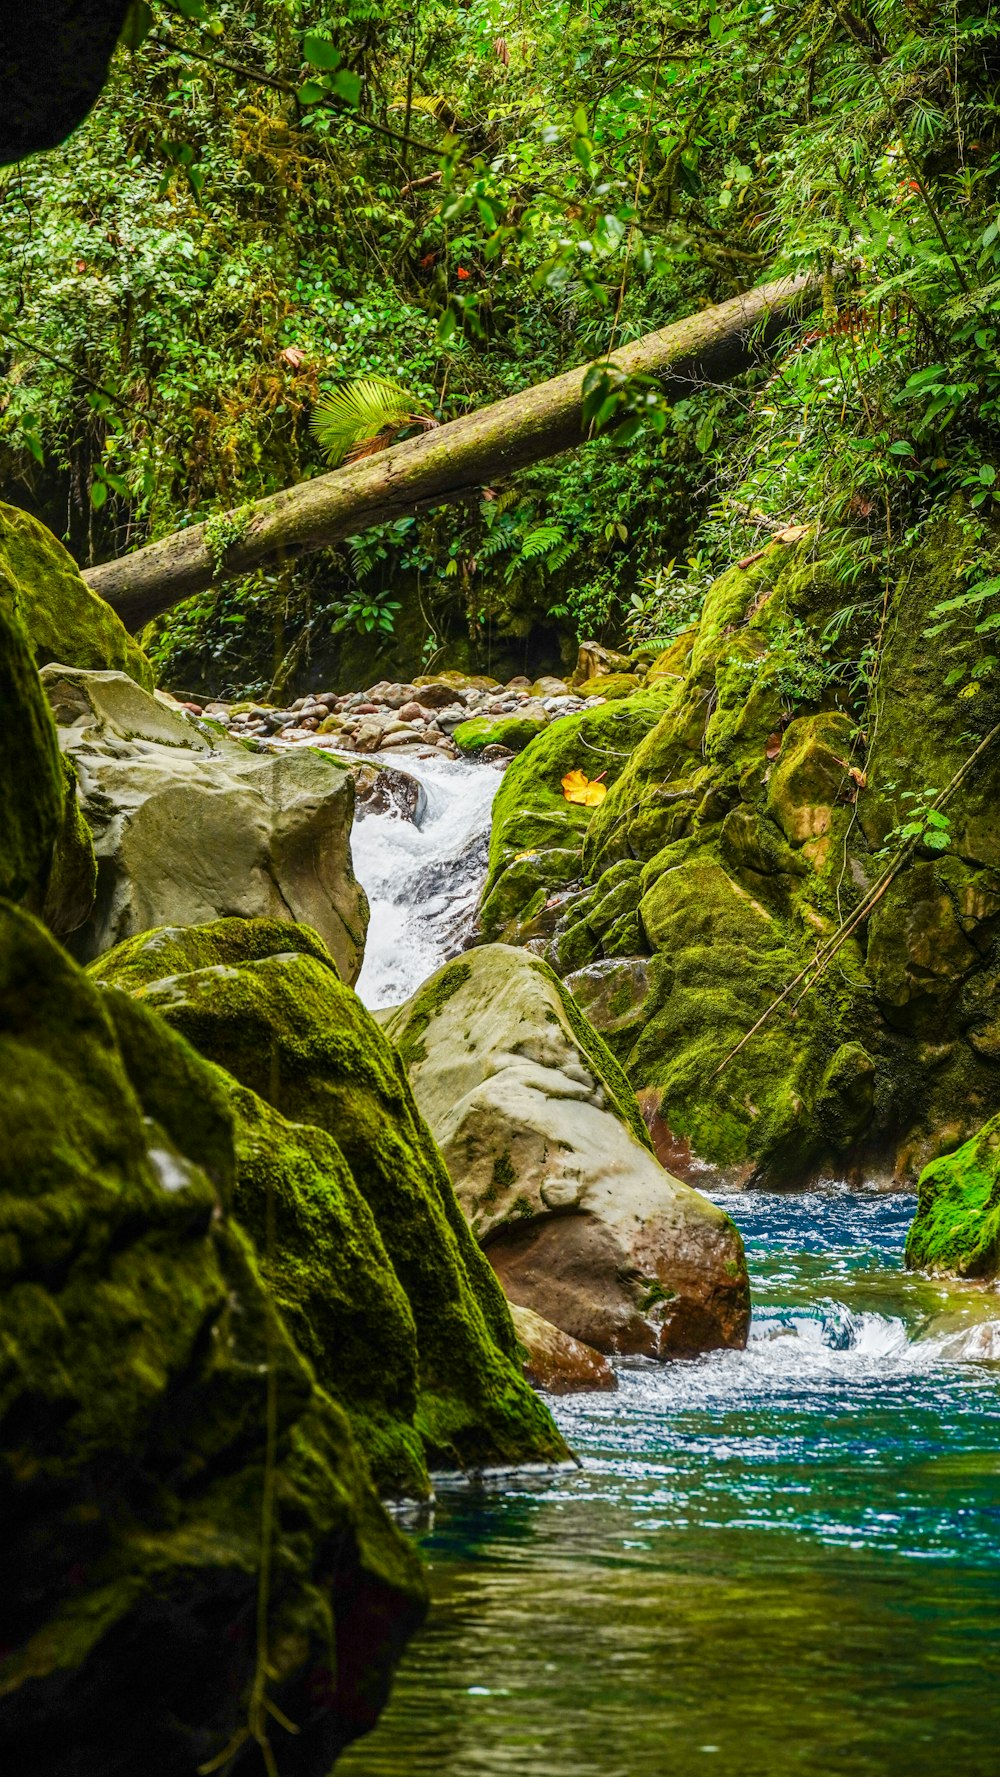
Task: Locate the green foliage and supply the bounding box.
[3,0,1000,693]
[311,376,434,468]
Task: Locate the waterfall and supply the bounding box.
[351,753,501,1011]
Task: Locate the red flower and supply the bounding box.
[456,265,470,279]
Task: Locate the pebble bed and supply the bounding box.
[171,671,610,760]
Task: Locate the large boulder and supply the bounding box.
[0,902,426,1776]
[0,503,153,688]
[43,665,369,978]
[383,944,750,1358]
[90,917,568,1478]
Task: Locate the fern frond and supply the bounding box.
[311,376,434,468]
[546,541,575,571]
[520,524,565,559]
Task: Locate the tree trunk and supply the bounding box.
[84,272,822,631]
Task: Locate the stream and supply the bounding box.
[342,756,1000,1777]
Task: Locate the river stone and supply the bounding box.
[510,1303,617,1393]
[383,944,750,1358]
[40,664,369,979]
[0,902,425,1775]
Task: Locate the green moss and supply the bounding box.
[0,581,64,907]
[41,755,97,939]
[94,918,568,1476]
[578,672,642,699]
[393,959,472,1065]
[453,713,548,753]
[906,1117,1000,1278]
[0,501,154,689]
[88,913,334,994]
[0,902,426,1763]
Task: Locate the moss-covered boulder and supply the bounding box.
[480,523,1000,1188]
[906,1116,1000,1278]
[0,502,154,688]
[0,589,64,905]
[384,944,750,1358]
[479,690,675,943]
[0,902,425,1775]
[0,578,96,934]
[578,672,641,699]
[92,917,568,1477]
[453,712,548,754]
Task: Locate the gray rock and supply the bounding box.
[41,666,369,981]
[383,944,750,1358]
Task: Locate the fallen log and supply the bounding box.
[84,271,823,631]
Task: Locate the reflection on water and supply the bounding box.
[339,1190,1000,1777]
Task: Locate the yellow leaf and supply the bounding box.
[561,769,608,807]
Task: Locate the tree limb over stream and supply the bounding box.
[83,271,823,632]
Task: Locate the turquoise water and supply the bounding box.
[340,1190,1000,1777]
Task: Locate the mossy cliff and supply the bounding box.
[91,916,568,1480]
[480,524,1000,1187]
[906,1117,1000,1278]
[0,903,425,1776]
[0,501,153,689]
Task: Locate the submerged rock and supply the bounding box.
[42,665,369,979]
[0,903,426,1775]
[383,944,750,1358]
[0,501,153,688]
[91,917,568,1481]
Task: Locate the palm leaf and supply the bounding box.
[311,376,434,468]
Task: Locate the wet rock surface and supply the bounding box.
[42,665,369,980]
[383,943,751,1359]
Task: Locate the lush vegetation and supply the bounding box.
[2,0,999,693]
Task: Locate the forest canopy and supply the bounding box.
[2,0,998,693]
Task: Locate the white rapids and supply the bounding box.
[350,752,501,1011]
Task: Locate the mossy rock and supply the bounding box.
[0,502,154,689]
[0,903,425,1773]
[0,582,64,906]
[479,692,674,942]
[906,1116,1000,1278]
[92,918,568,1476]
[453,713,548,754]
[578,672,641,699]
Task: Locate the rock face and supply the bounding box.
[482,527,1000,1187]
[91,917,568,1481]
[906,1117,1000,1278]
[0,502,153,688]
[42,665,369,979]
[0,903,426,1776]
[383,944,750,1358]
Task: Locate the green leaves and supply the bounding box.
[299,34,361,107]
[311,377,434,468]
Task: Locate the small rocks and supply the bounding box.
[158,658,626,767]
